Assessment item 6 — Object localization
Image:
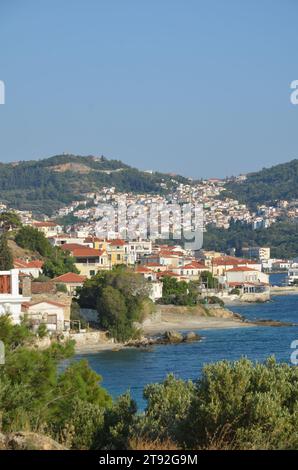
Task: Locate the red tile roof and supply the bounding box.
[72,247,104,257]
[52,272,87,283]
[61,243,87,251]
[226,266,258,272]
[182,262,206,270]
[14,258,43,269]
[211,256,257,266]
[159,251,179,257]
[61,244,104,257]
[135,266,152,273]
[33,221,58,227]
[22,300,66,309]
[156,270,180,278]
[108,239,127,246]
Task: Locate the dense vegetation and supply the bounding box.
[0,315,111,448]
[224,159,298,208]
[204,219,298,259]
[15,225,78,277]
[77,267,154,342]
[0,154,189,215]
[1,317,298,451]
[159,276,199,305]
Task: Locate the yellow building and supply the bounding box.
[61,244,110,277]
[106,239,129,266]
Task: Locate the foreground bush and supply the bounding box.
[138,358,298,450]
[1,316,298,450]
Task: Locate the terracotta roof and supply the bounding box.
[211,256,257,266]
[108,239,127,246]
[182,262,206,270]
[156,270,179,278]
[61,243,105,257]
[33,221,58,227]
[52,272,87,283]
[22,300,66,309]
[72,247,104,257]
[61,243,87,251]
[159,251,179,257]
[226,267,258,272]
[14,258,43,269]
[135,266,152,273]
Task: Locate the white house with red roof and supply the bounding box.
[21,300,68,332]
[134,265,157,281]
[172,261,207,280]
[14,258,43,278]
[225,266,269,287]
[207,256,262,277]
[52,272,87,295]
[61,243,109,277]
[134,266,163,301]
[32,221,62,237]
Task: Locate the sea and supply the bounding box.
[69,273,298,410]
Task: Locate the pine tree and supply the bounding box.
[0,234,13,270]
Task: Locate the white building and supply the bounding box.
[21,300,68,332]
[0,269,31,324]
[225,267,269,287]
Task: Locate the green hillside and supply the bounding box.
[224,159,298,208]
[0,154,189,215]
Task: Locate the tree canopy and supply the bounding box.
[77,267,153,342]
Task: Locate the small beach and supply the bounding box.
[74,309,251,353]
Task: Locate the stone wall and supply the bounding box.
[68,330,110,347]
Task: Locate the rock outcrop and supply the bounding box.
[125,330,202,348]
[0,432,66,450]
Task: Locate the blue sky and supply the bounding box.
[0,0,297,178]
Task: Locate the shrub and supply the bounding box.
[37,323,48,338]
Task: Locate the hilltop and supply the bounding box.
[0,154,190,215]
[224,159,298,208]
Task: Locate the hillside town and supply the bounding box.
[1,175,297,334]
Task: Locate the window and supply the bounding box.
[90,270,95,276]
[47,314,57,325]
[117,254,121,261]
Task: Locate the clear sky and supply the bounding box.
[0,0,298,178]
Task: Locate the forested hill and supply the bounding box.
[224,159,298,208]
[0,154,190,215]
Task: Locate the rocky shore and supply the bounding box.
[73,303,295,354]
[125,330,202,348]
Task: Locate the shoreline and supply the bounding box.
[74,315,251,354]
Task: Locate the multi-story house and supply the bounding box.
[61,243,110,277]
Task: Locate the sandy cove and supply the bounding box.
[74,305,251,354]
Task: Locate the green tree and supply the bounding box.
[0,316,111,445]
[93,393,137,450]
[0,234,13,270]
[139,374,196,444]
[15,225,78,278]
[77,268,150,342]
[0,211,21,232]
[160,276,198,306]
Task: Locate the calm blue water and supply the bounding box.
[70,287,298,410]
